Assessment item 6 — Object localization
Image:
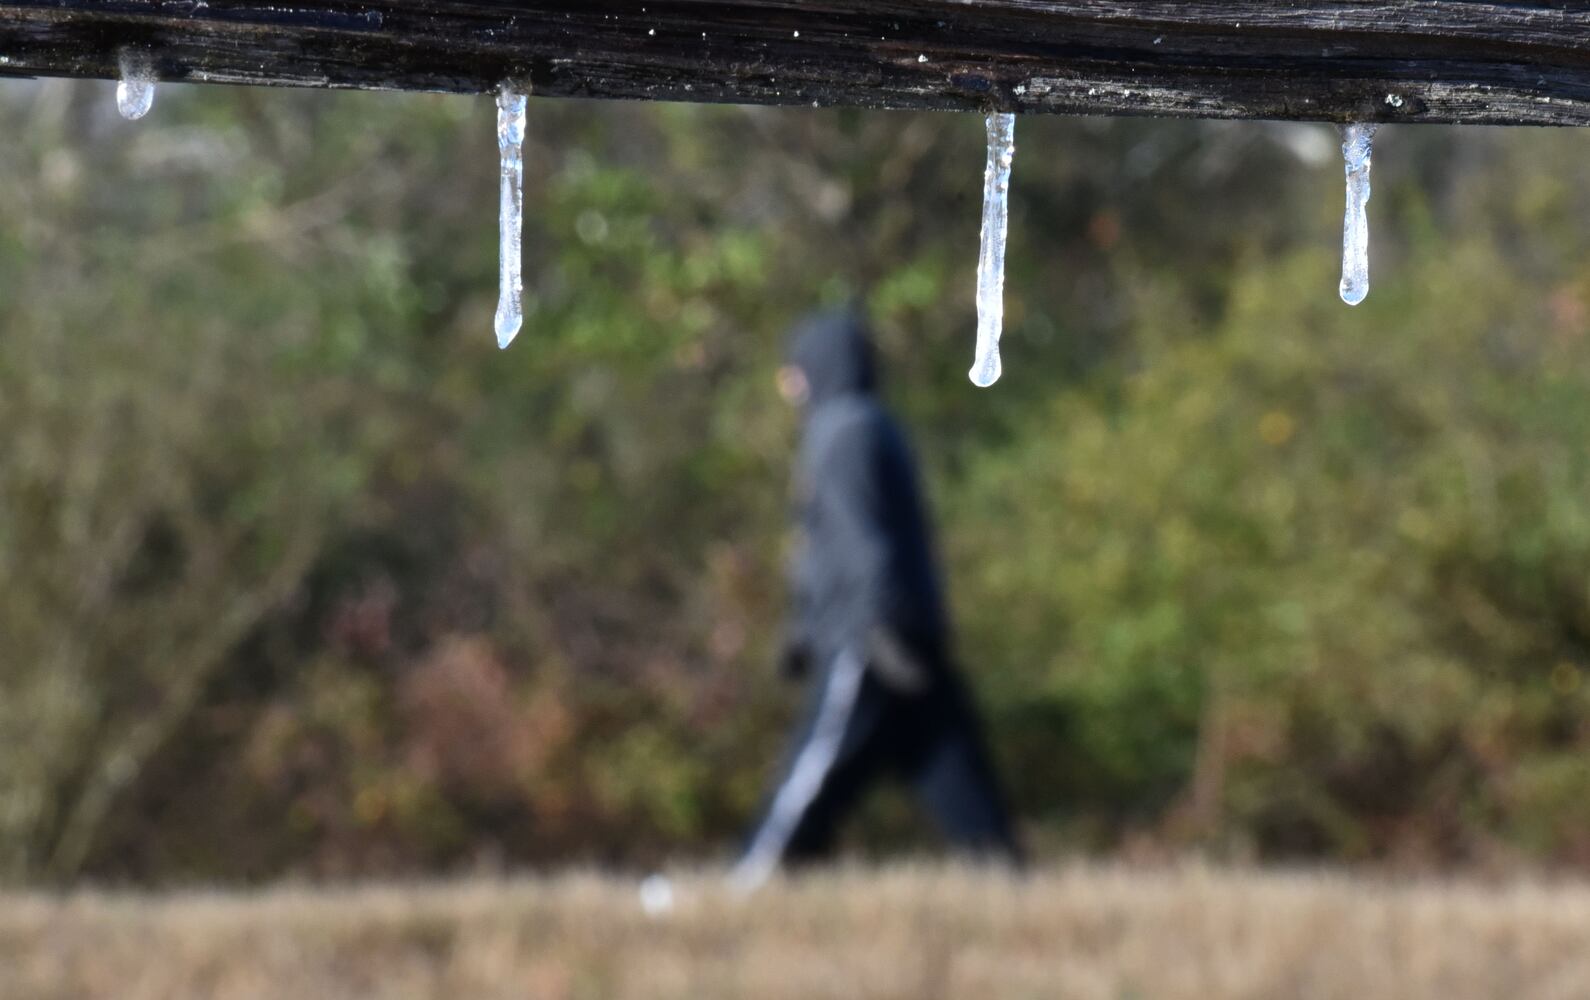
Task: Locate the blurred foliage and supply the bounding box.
[1,80,1589,883]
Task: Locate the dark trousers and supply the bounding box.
[736,648,1021,884]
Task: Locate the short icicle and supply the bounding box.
[970,112,1015,387]
[494,85,528,349]
[1338,122,1377,307]
[116,49,156,121]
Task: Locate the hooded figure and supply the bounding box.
[734,309,1021,888]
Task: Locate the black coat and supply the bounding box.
[784,311,950,679]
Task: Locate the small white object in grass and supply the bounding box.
[116,49,156,120]
[639,873,675,916]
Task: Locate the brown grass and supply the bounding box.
[4,863,1590,999]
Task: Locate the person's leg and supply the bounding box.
[734,648,891,888]
[906,677,1023,865]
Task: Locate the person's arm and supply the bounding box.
[779,502,818,680]
[812,419,890,643]
[828,416,946,694]
[778,634,812,680]
[775,419,884,681]
[865,622,930,694]
[802,414,928,694]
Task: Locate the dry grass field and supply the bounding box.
[4,863,1590,1000]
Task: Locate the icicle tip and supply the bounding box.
[494,315,522,350]
[968,351,1003,388]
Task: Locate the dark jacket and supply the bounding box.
[784,311,950,682]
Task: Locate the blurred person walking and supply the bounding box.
[734,309,1021,889]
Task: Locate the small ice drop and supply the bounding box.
[116,49,156,121]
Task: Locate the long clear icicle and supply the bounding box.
[116,49,156,121]
[970,112,1016,387]
[494,86,528,349]
[1338,122,1377,307]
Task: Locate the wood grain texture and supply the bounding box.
[0,2,1587,125]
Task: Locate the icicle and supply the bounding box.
[1338,122,1377,307]
[494,85,528,349]
[970,112,1015,387]
[116,49,156,121]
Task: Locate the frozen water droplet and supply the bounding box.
[970,112,1015,388]
[116,49,156,120]
[1338,122,1377,307]
[494,85,528,348]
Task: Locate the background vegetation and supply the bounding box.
[9,864,1590,1000]
[2,80,1589,883]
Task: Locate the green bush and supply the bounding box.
[2,82,1589,881]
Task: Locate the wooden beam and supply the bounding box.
[1,2,1588,125]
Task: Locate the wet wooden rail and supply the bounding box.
[0,2,1588,125]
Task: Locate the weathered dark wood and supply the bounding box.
[1,2,1588,125]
